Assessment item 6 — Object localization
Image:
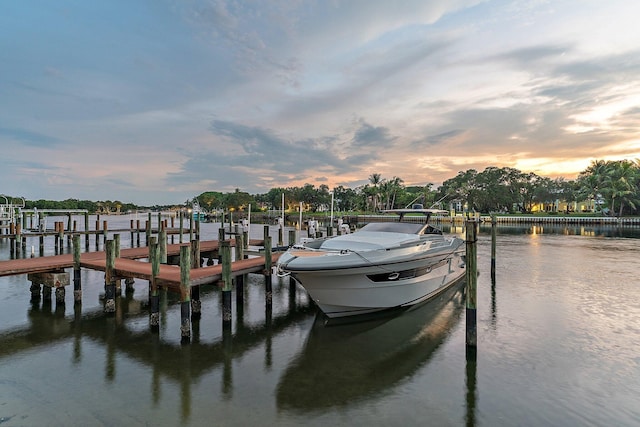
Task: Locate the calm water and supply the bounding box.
[0,216,639,426]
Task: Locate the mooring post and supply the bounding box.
[84,212,89,250]
[104,239,116,313]
[114,233,122,294]
[235,224,244,259]
[147,212,152,244]
[180,245,191,343]
[67,214,72,245]
[491,214,497,282]
[190,239,201,319]
[159,227,167,264]
[136,219,141,247]
[73,234,82,303]
[220,240,232,329]
[94,219,100,251]
[149,239,160,331]
[264,235,273,305]
[16,222,23,254]
[287,230,297,291]
[218,227,225,263]
[234,225,245,307]
[103,220,108,246]
[179,211,184,244]
[465,220,478,352]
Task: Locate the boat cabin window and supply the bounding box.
[359,222,425,234]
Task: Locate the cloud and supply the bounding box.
[0,127,64,147]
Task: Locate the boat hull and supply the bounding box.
[287,250,466,318]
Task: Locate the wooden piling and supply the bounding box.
[149,239,160,330]
[180,245,191,343]
[159,228,167,264]
[288,230,296,247]
[263,232,273,305]
[190,239,201,319]
[104,239,116,313]
[491,214,497,282]
[234,226,245,307]
[220,240,232,327]
[465,220,478,350]
[84,212,89,249]
[73,235,82,303]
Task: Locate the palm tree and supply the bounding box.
[368,173,382,212]
[385,176,404,209]
[605,160,638,216]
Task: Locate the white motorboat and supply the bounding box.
[276,209,466,319]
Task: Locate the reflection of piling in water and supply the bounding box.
[465,220,478,352]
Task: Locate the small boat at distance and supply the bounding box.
[276,208,466,319]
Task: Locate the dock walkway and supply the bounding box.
[0,239,274,289]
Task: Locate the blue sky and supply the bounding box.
[2,0,640,205]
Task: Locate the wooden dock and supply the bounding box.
[0,239,267,280]
[0,230,288,343]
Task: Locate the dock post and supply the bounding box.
[136,220,141,247]
[159,227,167,264]
[234,226,245,308]
[104,239,116,313]
[114,234,122,294]
[16,223,23,254]
[218,227,225,263]
[73,235,82,303]
[130,219,135,248]
[180,245,191,343]
[67,214,72,245]
[491,214,497,282]
[149,239,160,331]
[220,240,232,330]
[84,212,89,250]
[264,234,273,305]
[179,211,184,243]
[39,234,44,256]
[287,230,297,291]
[58,222,64,253]
[465,220,478,352]
[190,239,201,319]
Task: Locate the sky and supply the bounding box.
[2,0,640,205]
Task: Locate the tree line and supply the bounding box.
[5,159,639,216]
[194,159,639,216]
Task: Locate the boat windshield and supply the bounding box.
[359,222,425,234]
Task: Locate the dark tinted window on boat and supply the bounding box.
[360,222,424,234]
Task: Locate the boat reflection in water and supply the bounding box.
[276,280,465,413]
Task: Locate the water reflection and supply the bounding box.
[0,281,315,422]
[276,281,466,413]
